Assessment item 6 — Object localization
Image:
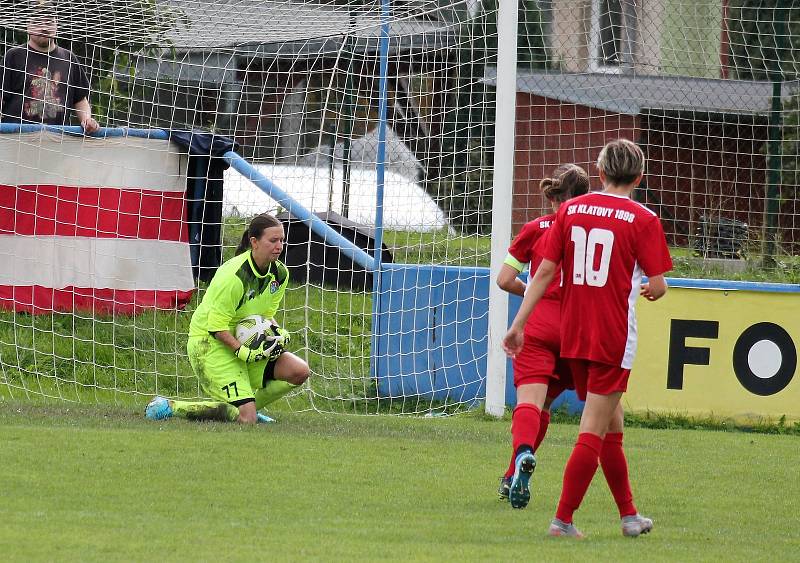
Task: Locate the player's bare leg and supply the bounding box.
[578,391,622,436]
[254,352,310,420]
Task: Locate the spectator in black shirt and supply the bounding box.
[0,12,100,133]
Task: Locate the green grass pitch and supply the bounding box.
[1,402,798,561]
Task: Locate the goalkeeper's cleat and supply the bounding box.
[548,518,584,539]
[508,450,536,509]
[256,412,276,424]
[497,476,511,501]
[621,514,653,537]
[145,396,173,420]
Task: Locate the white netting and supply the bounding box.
[0,1,798,415]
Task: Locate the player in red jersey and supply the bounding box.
[495,164,589,509]
[503,139,672,538]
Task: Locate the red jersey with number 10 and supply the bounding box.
[539,192,672,368]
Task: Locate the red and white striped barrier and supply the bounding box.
[0,130,194,314]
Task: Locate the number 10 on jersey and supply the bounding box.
[571,226,614,287]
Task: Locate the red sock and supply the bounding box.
[503,403,541,478]
[600,432,637,517]
[504,453,515,479]
[555,432,603,523]
[534,409,551,450]
[512,403,541,454]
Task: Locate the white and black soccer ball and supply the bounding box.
[235,314,272,348]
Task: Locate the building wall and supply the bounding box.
[641,113,769,246]
[514,99,796,250]
[117,81,221,131]
[549,0,722,78]
[660,0,724,78]
[512,92,639,229]
[550,0,591,72]
[637,0,666,72]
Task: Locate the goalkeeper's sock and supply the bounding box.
[555,432,602,524]
[254,380,297,409]
[172,400,239,422]
[534,409,551,450]
[599,432,637,518]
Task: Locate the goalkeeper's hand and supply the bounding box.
[236,333,283,363]
[271,324,291,347]
[264,324,289,362]
[235,340,268,363]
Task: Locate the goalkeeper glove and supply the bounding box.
[236,334,283,363]
[266,329,287,362]
[236,340,268,363]
[238,332,287,363]
[271,324,291,347]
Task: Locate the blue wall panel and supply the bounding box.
[374,264,488,406]
[373,265,796,412]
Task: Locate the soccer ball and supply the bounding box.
[235,314,272,348]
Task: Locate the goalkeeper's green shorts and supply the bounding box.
[187,335,274,404]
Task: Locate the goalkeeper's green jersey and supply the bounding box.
[189,250,289,338]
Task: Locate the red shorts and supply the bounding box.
[567,359,631,401]
[512,299,572,397]
[546,370,573,399]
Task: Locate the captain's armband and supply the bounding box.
[503,253,526,273]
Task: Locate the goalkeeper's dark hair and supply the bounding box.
[540,164,589,203]
[235,213,282,256]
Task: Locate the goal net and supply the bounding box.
[0,1,797,415]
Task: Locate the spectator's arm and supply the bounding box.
[73,97,99,133]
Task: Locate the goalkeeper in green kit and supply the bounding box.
[145,214,310,424]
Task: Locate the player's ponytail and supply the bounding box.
[540,164,589,203]
[235,213,282,256]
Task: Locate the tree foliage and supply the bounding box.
[728,1,800,80]
[728,2,800,200]
[782,94,800,190]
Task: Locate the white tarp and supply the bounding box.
[223,164,448,232]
